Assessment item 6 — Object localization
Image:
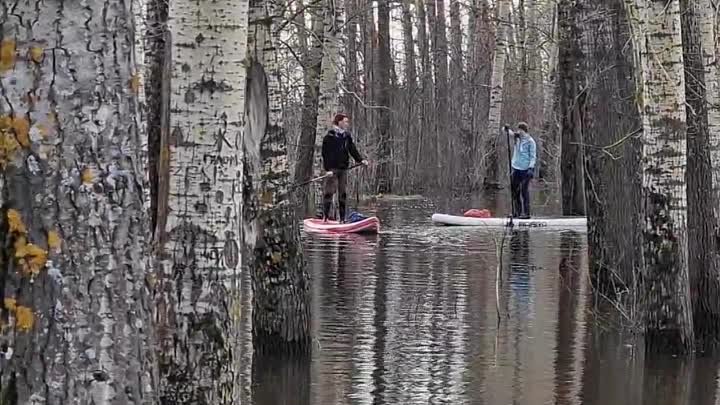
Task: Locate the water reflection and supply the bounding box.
[242,197,720,405]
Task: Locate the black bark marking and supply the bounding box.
[183,89,196,104]
[222,235,238,269]
[192,77,233,94]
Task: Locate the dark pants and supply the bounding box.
[323,169,348,221]
[511,168,532,217]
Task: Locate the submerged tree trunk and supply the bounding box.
[468,0,494,183]
[415,0,433,184]
[709,0,720,227]
[449,0,464,182]
[313,0,345,206]
[539,2,559,181]
[681,0,720,352]
[580,0,643,302]
[626,0,694,354]
[557,0,586,215]
[0,0,155,402]
[375,0,393,193]
[483,0,511,187]
[401,0,417,184]
[292,7,324,216]
[156,0,248,402]
[246,0,311,354]
[402,1,418,92]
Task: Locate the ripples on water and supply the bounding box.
[247,196,720,405]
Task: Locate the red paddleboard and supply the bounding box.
[303,217,380,234]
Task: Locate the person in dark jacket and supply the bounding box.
[321,113,368,222]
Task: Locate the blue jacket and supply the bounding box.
[511,133,537,171]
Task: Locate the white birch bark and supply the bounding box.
[245,0,311,353]
[625,0,694,353]
[484,0,511,185]
[702,0,720,218]
[0,0,155,403]
[157,0,249,402]
[132,0,152,227]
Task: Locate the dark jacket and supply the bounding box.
[321,128,364,171]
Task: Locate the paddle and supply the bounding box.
[504,125,515,223]
[288,162,364,191]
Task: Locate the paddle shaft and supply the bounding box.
[504,127,514,217]
[290,162,363,191]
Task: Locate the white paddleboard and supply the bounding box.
[431,213,587,230]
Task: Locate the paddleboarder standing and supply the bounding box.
[321,113,369,223]
[505,122,536,219]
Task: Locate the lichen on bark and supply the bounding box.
[0,0,156,403]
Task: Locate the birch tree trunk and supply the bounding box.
[402,2,418,92]
[524,0,541,125]
[468,0,494,180]
[682,0,720,352]
[246,0,311,354]
[314,0,345,205]
[449,0,464,181]
[539,0,558,180]
[415,0,432,178]
[0,0,156,403]
[344,0,360,119]
[483,0,511,187]
[292,6,324,217]
[156,0,249,402]
[375,0,393,193]
[625,0,694,354]
[709,0,720,217]
[426,0,449,184]
[401,0,418,183]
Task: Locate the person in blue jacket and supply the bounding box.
[506,122,537,219]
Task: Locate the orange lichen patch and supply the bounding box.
[14,235,27,251]
[29,46,44,63]
[0,115,11,130]
[0,133,20,167]
[0,39,16,73]
[14,305,34,331]
[7,209,27,234]
[15,239,48,276]
[81,168,94,184]
[3,297,17,311]
[12,115,30,147]
[47,230,61,252]
[130,74,141,94]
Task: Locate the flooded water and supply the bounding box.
[244,192,720,405]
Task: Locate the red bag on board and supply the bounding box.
[463,209,491,218]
